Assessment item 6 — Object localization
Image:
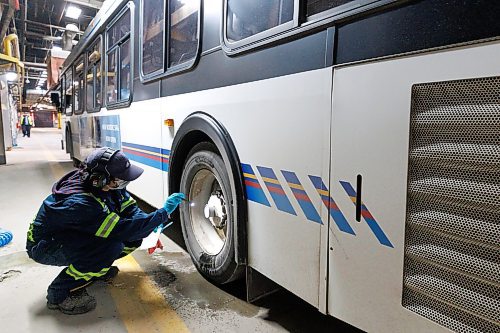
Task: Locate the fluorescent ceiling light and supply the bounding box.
[66,6,82,19]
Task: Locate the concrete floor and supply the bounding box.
[0,128,361,333]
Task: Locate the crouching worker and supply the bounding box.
[26,147,185,315]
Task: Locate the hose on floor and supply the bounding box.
[0,228,13,247]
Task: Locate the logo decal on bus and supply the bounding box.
[309,175,355,234]
[242,164,271,207]
[244,164,393,247]
[339,181,393,248]
[282,170,322,224]
[257,166,297,216]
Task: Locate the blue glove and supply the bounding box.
[163,193,186,214]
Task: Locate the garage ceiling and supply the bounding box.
[17,0,104,90]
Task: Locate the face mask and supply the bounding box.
[111,179,130,190]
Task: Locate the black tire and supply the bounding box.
[179,142,243,284]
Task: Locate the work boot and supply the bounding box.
[47,288,96,315]
[95,266,119,282]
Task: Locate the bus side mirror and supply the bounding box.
[51,92,61,108]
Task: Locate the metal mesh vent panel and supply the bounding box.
[403,77,500,333]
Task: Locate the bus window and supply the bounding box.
[86,37,102,112]
[169,0,199,67]
[141,0,165,76]
[119,39,131,100]
[226,0,293,42]
[64,71,73,116]
[74,56,84,114]
[106,7,132,106]
[94,62,102,105]
[95,58,101,107]
[86,65,94,110]
[107,50,117,103]
[60,75,65,109]
[305,0,356,17]
[107,10,131,47]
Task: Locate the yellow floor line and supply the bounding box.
[110,255,190,333]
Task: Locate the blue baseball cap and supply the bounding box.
[85,147,144,181]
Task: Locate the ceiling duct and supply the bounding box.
[62,24,79,51]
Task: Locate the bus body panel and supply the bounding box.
[329,40,500,332]
[155,68,333,307]
[120,100,165,208]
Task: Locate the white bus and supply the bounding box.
[57,0,500,332]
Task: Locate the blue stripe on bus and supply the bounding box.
[122,142,163,154]
[281,170,322,224]
[124,152,168,171]
[122,142,169,172]
[257,166,296,215]
[339,181,393,248]
[241,163,271,207]
[309,175,355,235]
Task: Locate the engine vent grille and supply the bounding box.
[403,77,500,333]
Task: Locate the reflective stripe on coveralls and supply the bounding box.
[120,198,136,212]
[95,212,120,238]
[27,221,35,242]
[82,193,109,212]
[122,246,136,255]
[81,193,122,238]
[65,264,109,281]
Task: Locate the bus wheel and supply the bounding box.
[179,142,243,284]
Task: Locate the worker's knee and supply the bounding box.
[27,239,69,266]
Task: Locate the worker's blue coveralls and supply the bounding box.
[26,170,169,304]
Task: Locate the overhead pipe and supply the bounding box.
[0,0,19,48]
[25,20,83,34]
[3,34,20,59]
[25,66,46,72]
[62,24,79,51]
[25,31,62,41]
[24,61,47,68]
[24,75,49,80]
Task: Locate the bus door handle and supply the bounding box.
[356,174,362,222]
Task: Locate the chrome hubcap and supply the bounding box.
[188,169,228,255]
